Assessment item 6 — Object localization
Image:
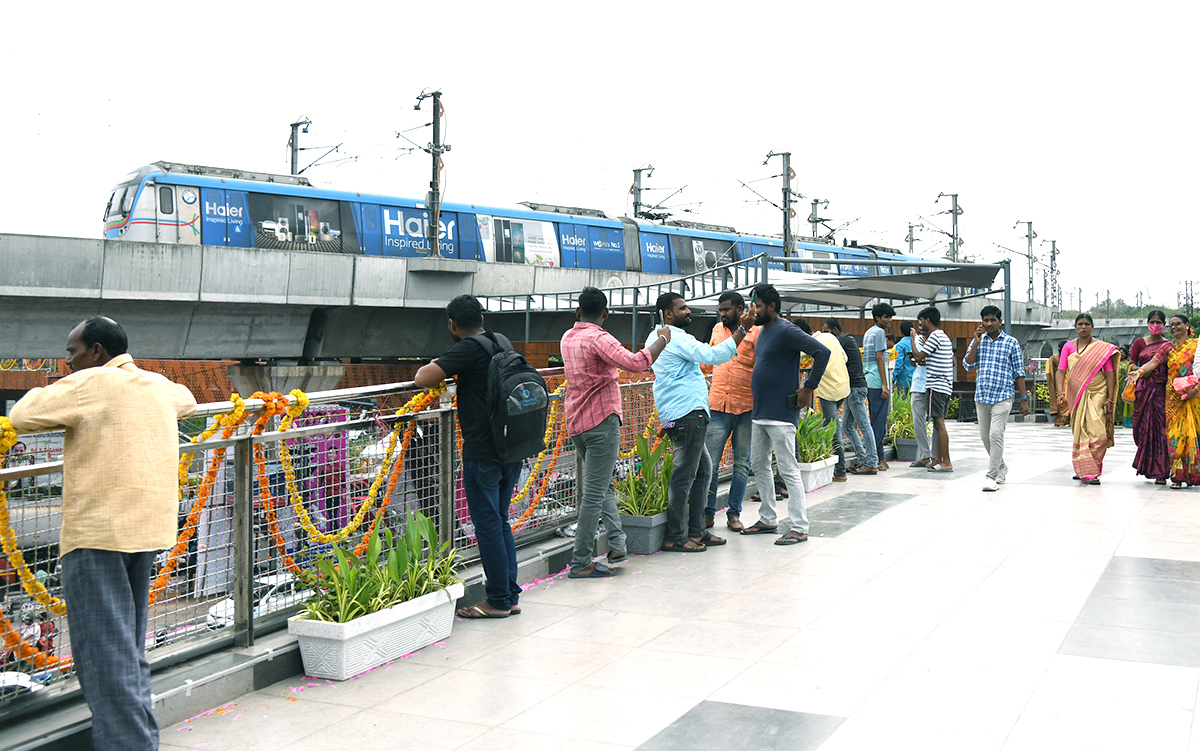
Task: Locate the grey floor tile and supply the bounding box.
[1104,556,1200,581]
[636,700,843,751]
[1090,574,1200,604]
[1075,596,1200,635]
[1058,623,1200,668]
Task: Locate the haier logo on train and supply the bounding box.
[382,208,456,253]
[561,233,586,247]
[205,202,243,218]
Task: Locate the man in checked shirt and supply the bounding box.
[561,288,672,578]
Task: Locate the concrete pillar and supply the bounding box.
[227,364,346,396]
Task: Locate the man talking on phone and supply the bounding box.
[740,284,830,546]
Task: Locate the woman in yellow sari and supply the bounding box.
[1055,314,1119,484]
[1163,315,1200,488]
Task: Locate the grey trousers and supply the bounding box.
[976,400,1012,482]
[749,422,809,533]
[911,390,939,461]
[570,414,627,569]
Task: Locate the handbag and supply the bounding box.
[1121,377,1137,404]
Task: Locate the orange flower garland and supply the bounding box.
[351,385,448,556]
[149,394,249,605]
[249,392,302,574]
[0,615,70,672]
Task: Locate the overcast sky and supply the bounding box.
[4,1,1195,310]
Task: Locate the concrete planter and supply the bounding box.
[796,455,837,491]
[620,511,669,555]
[288,582,464,680]
[894,438,919,462]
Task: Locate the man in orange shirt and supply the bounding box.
[705,291,759,532]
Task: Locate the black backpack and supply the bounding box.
[468,333,549,463]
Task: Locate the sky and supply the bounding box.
[4,1,1196,310]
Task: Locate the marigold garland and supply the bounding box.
[250,392,303,574]
[149,394,249,605]
[351,384,448,556]
[0,416,70,671]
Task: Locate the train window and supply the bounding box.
[158,186,174,215]
[105,187,126,219]
[121,186,137,214]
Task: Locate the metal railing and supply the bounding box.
[0,371,725,719]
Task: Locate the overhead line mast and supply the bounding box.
[764,151,798,255]
[415,89,449,258]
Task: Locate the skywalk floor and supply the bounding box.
[161,422,1200,751]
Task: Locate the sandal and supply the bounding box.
[569,563,615,579]
[740,522,779,535]
[662,539,706,552]
[456,603,510,619]
[774,531,809,546]
[1155,479,1168,485]
[850,466,878,475]
[699,532,727,546]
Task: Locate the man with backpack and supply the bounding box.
[561,287,671,578]
[415,295,548,618]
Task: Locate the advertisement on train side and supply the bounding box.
[475,215,560,266]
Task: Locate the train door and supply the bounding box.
[175,186,201,244]
[155,185,177,244]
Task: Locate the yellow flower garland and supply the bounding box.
[0,417,66,616]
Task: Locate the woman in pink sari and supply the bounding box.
[1055,314,1119,485]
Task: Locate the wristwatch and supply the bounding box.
[736,326,748,335]
[1019,396,1028,401]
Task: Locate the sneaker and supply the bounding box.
[983,478,999,492]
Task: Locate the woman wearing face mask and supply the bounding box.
[1056,313,1120,485]
[1127,311,1173,484]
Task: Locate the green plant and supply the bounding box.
[948,396,961,420]
[796,410,836,463]
[299,510,462,624]
[886,396,916,441]
[615,434,672,516]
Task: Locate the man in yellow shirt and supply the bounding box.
[795,318,850,481]
[10,317,196,751]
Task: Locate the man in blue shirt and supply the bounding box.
[740,284,830,546]
[893,321,915,396]
[963,305,1028,491]
[863,303,895,470]
[648,292,755,552]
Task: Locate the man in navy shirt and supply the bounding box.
[740,284,830,546]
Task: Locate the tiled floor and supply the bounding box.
[161,422,1200,751]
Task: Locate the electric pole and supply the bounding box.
[765,152,797,254]
[1041,239,1059,310]
[937,193,963,261]
[415,90,450,258]
[1014,221,1036,301]
[906,223,915,253]
[289,117,312,175]
[631,166,653,220]
[1187,280,1196,317]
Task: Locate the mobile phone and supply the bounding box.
[787,393,799,410]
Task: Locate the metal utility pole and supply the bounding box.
[1014,221,1036,301]
[765,151,797,254]
[809,199,830,240]
[1186,280,1195,316]
[631,166,653,220]
[937,193,963,261]
[906,223,915,253]
[289,117,312,175]
[1041,239,1059,310]
[415,90,450,257]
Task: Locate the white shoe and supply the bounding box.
[983,479,999,492]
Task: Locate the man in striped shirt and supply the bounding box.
[561,287,671,578]
[912,306,955,472]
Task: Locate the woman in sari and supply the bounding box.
[1055,314,1119,485]
[1045,341,1071,427]
[1127,311,1172,484]
[1160,315,1200,488]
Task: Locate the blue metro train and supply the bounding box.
[103,162,943,278]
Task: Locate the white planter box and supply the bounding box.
[797,455,837,492]
[288,581,465,680]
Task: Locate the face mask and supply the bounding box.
[1148,323,1165,335]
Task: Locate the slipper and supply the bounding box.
[850,466,878,475]
[699,532,727,546]
[457,604,510,619]
[774,531,809,546]
[662,540,706,553]
[927,466,954,473]
[509,607,522,616]
[569,563,615,579]
[909,461,930,468]
[740,522,779,535]
[607,551,627,564]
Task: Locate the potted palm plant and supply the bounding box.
[887,396,919,462]
[615,434,672,554]
[795,411,838,491]
[287,510,464,680]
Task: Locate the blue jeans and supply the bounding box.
[819,397,847,476]
[841,387,878,468]
[61,548,158,751]
[570,415,626,571]
[867,387,890,463]
[705,410,752,520]
[462,460,522,610]
[664,410,711,545]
